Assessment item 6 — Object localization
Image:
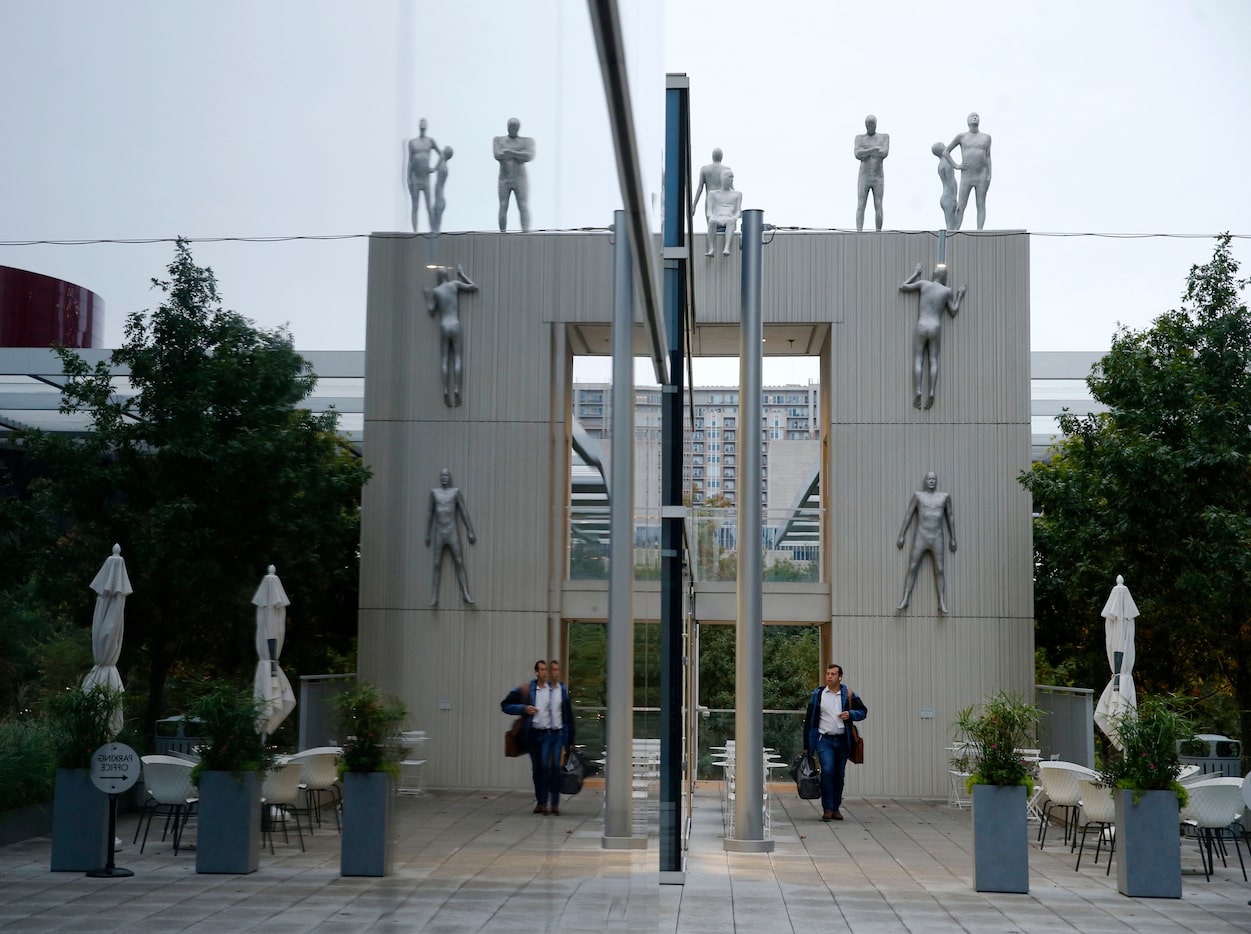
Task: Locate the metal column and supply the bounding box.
[603,211,645,850]
[726,209,774,852]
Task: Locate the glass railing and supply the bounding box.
[567,505,823,582]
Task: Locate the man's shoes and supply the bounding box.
[534,804,547,814]
[831,811,843,820]
[822,810,834,821]
[550,808,560,816]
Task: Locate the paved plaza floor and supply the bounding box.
[1,783,1250,932]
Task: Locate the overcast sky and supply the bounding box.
[1,1,1247,385]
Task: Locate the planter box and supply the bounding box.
[1115,788,1181,898]
[196,771,261,874]
[971,783,1029,893]
[50,769,110,872]
[341,771,393,877]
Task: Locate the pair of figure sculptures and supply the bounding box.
[854,112,992,232]
[406,117,535,234]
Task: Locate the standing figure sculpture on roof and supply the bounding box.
[854,115,889,231]
[427,468,477,607]
[944,112,992,230]
[431,146,453,234]
[406,119,441,234]
[494,118,535,232]
[424,264,478,408]
[931,142,958,231]
[692,148,731,220]
[899,262,966,409]
[896,471,957,614]
[704,168,742,257]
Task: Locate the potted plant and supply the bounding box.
[953,691,1044,893]
[1099,695,1193,898]
[46,685,123,871]
[189,681,270,874]
[331,682,406,877]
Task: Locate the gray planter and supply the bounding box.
[971,783,1029,893]
[196,771,261,874]
[50,768,110,872]
[341,771,393,877]
[1114,788,1181,898]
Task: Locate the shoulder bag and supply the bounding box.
[504,683,531,757]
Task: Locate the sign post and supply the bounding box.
[86,742,139,878]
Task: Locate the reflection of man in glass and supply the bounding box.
[896,471,956,614]
[427,468,476,606]
[899,262,966,409]
[424,264,478,408]
[494,118,535,232]
[406,119,440,233]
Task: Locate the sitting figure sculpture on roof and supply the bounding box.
[705,168,742,257]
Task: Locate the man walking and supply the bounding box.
[531,658,574,815]
[802,664,867,821]
[501,661,545,812]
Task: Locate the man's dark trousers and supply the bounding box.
[816,732,849,814]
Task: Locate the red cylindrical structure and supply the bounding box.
[0,266,103,348]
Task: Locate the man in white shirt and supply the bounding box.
[532,658,575,815]
[802,663,867,821]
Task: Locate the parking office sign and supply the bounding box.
[86,743,140,878]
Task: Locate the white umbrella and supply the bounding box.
[82,543,131,737]
[252,564,295,736]
[1093,574,1139,751]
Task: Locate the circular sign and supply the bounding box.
[90,743,140,795]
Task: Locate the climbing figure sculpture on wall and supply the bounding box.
[899,262,966,409]
[427,468,477,606]
[424,264,478,408]
[896,471,957,614]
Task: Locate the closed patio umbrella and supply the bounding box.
[1093,574,1138,751]
[253,564,295,736]
[82,544,131,737]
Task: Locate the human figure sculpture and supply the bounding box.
[431,145,453,234]
[854,115,889,231]
[931,142,958,231]
[427,468,477,606]
[899,262,966,409]
[945,112,992,230]
[692,148,730,220]
[406,119,441,234]
[704,168,742,257]
[423,264,478,407]
[896,471,957,614]
[494,117,535,232]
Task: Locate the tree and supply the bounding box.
[1021,235,1251,759]
[19,240,369,737]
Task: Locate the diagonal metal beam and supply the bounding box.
[586,0,669,385]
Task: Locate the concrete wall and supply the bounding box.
[360,229,1032,796]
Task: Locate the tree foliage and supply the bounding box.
[1021,235,1251,759]
[18,240,369,738]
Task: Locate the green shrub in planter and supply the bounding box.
[188,681,272,786]
[0,719,55,812]
[1099,695,1194,807]
[46,685,124,770]
[331,683,407,776]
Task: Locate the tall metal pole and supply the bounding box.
[603,211,645,849]
[659,75,688,878]
[727,209,773,852]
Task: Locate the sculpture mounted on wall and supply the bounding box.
[427,468,477,606]
[944,112,992,230]
[899,262,966,409]
[424,264,478,408]
[431,146,453,234]
[692,148,730,220]
[854,115,889,231]
[494,118,535,232]
[704,168,742,257]
[931,142,958,231]
[406,119,441,234]
[896,471,957,614]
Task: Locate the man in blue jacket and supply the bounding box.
[802,663,867,821]
[501,659,575,815]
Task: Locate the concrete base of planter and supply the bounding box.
[50,769,110,872]
[196,771,261,874]
[341,771,394,877]
[1115,788,1181,898]
[972,783,1029,893]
